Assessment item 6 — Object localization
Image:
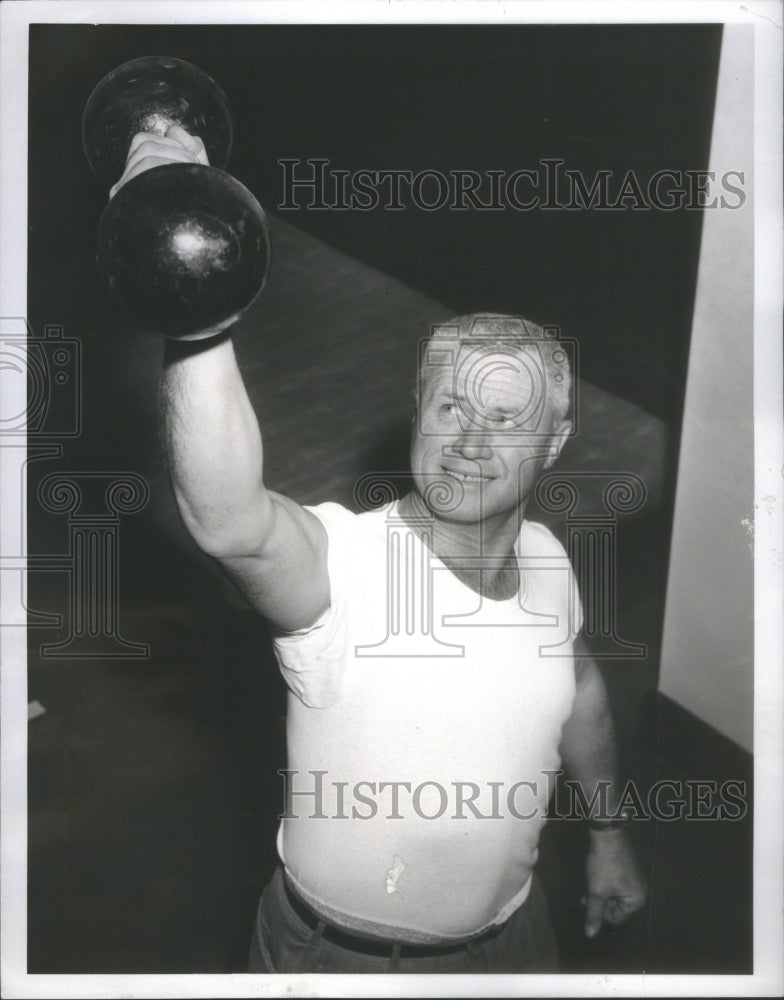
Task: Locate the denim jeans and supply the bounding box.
[248,866,559,974]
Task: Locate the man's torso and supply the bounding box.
[274,501,579,943]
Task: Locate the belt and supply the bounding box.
[282,876,502,959]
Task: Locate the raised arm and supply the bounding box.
[160,335,329,631]
[118,128,330,632]
[559,637,648,937]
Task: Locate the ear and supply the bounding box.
[544,419,572,470]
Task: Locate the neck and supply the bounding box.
[397,490,526,599]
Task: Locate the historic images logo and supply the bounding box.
[279,769,748,823]
[278,158,746,212]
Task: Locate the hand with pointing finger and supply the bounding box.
[583,829,647,938]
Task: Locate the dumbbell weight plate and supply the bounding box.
[83,56,233,186]
[96,163,271,339]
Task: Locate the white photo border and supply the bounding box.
[1,1,782,997]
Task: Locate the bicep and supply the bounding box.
[216,491,331,633]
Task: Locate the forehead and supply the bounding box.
[420,342,545,410]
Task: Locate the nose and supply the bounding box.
[450,432,493,461]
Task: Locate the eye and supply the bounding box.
[486,413,515,428]
[439,401,458,417]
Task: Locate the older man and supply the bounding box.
[117,128,646,974]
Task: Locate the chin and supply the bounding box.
[415,485,488,524]
[428,504,484,525]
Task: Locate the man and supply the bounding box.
[116,127,647,974]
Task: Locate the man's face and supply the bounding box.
[410,344,570,524]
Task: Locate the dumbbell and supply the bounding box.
[83,56,270,339]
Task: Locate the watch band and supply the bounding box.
[585,811,631,831]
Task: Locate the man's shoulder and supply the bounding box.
[304,500,355,525]
[519,519,579,621]
[519,518,569,559]
[305,500,395,542]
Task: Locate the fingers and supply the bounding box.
[110,153,183,198]
[125,129,205,165]
[603,898,632,926]
[583,892,605,939]
[109,127,209,199]
[164,124,209,163]
[582,887,647,937]
[603,886,647,925]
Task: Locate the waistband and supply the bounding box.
[282,875,505,959]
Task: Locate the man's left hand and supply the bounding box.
[583,829,648,938]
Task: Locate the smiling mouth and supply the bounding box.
[441,467,492,484]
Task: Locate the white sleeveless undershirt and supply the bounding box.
[273,501,581,945]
